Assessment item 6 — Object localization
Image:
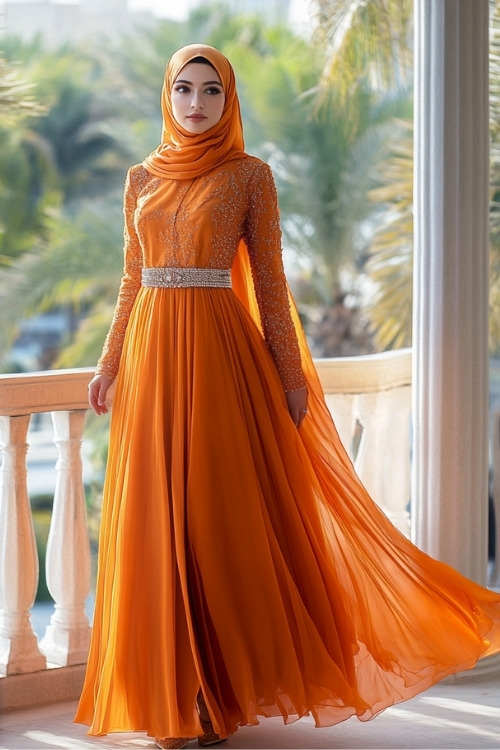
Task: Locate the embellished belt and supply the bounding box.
[141,267,232,289]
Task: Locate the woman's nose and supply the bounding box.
[191,91,203,109]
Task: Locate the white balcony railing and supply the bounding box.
[0,368,92,678]
[315,348,412,538]
[0,351,413,681]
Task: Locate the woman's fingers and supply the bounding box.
[285,388,308,428]
[88,375,113,415]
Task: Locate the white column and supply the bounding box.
[0,415,46,675]
[413,1,490,584]
[39,410,91,666]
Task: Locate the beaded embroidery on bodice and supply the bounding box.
[132,160,265,269]
[96,156,306,391]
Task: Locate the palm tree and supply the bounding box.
[301,0,414,352]
[364,0,500,353]
[25,48,133,204]
[0,41,136,369]
[314,0,413,95]
[0,41,134,264]
[0,55,50,259]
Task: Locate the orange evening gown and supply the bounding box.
[75,157,500,740]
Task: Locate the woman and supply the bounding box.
[75,44,500,749]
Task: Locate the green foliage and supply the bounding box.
[32,507,53,602]
[0,55,51,258]
[0,199,124,361]
[364,120,413,350]
[314,0,413,95]
[0,39,134,268]
[0,125,60,258]
[25,48,133,203]
[0,56,44,121]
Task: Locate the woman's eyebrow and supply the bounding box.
[174,79,223,86]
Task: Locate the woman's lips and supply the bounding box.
[187,114,207,121]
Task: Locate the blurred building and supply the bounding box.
[0,0,299,43]
[195,0,293,25]
[0,0,154,44]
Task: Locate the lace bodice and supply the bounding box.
[96,156,306,391]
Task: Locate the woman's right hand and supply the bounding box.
[88,374,114,416]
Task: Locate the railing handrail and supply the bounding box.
[0,368,93,416]
[0,348,413,413]
[314,348,412,394]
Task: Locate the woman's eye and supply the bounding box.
[173,84,222,95]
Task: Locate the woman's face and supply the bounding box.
[171,62,225,134]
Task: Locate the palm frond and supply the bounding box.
[314,0,413,96]
[0,57,45,121]
[364,119,413,349]
[0,199,124,357]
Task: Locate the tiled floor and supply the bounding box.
[1,675,499,750]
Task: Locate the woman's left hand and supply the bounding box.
[286,387,308,428]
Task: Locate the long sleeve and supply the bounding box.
[95,168,143,379]
[244,162,306,392]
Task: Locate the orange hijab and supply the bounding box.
[143,44,248,180]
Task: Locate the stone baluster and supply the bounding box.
[39,410,91,666]
[0,414,46,676]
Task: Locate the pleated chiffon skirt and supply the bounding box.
[75,285,500,739]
